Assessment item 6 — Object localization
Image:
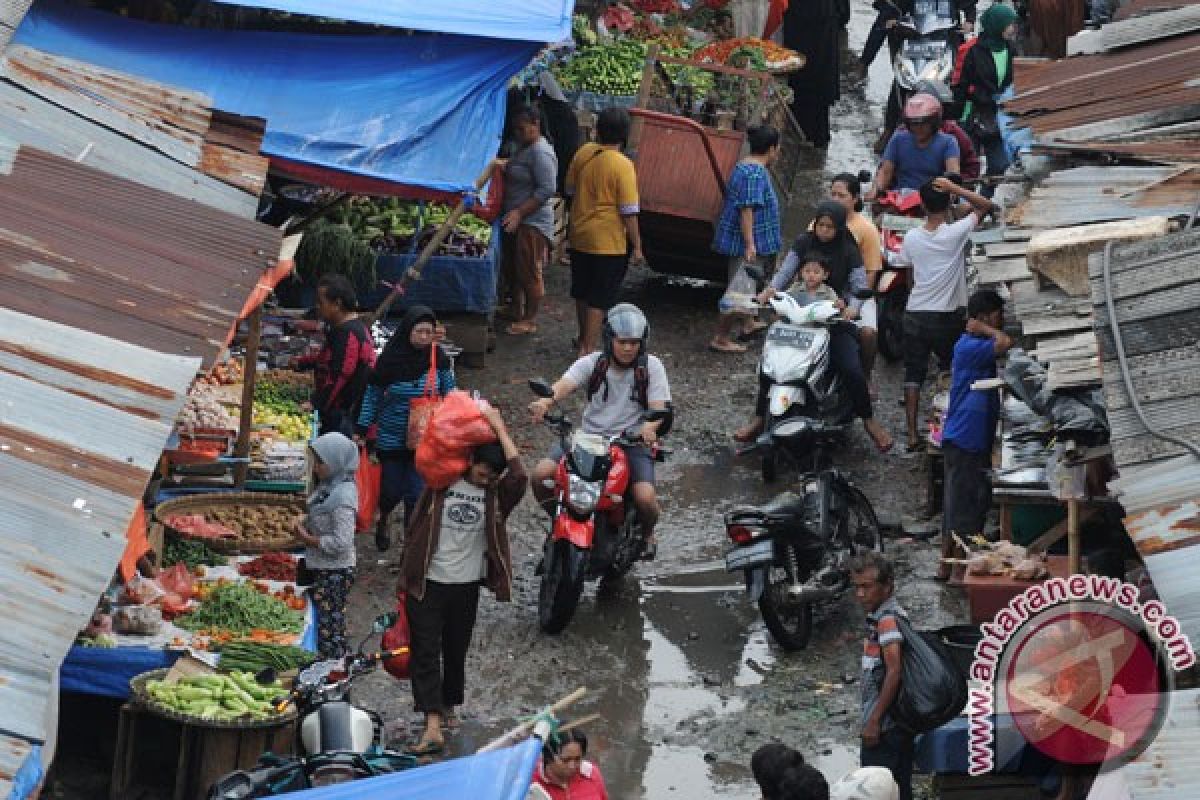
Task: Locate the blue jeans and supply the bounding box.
[379,449,423,526]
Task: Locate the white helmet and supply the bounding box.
[829,768,900,800]
[602,303,649,356]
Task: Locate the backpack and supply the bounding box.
[585,355,675,436]
[885,612,968,733]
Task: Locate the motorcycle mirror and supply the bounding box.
[742,265,766,283]
[373,612,398,634]
[545,409,565,425]
[529,379,554,398]
[854,288,875,300]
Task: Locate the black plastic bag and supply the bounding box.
[888,613,968,733]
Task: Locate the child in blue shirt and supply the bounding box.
[940,289,1013,580]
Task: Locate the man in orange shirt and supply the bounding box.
[564,108,644,358]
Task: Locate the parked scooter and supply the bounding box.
[529,379,671,634]
[749,293,866,483]
[207,615,414,798]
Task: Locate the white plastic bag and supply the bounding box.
[718,262,759,315]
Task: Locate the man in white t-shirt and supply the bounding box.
[529,304,671,559]
[894,177,995,450]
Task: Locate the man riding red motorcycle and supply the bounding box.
[866,93,961,201]
[529,303,671,560]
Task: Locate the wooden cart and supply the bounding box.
[624,48,811,283]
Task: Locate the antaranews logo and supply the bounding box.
[966,574,1195,776]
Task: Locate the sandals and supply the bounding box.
[406,738,444,756]
[506,321,538,335]
[709,339,747,353]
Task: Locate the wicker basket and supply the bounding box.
[129,668,297,730]
[154,492,304,555]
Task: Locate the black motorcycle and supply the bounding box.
[726,431,883,651]
[207,615,414,797]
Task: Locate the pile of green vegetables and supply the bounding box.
[294,219,377,288]
[254,380,308,415]
[554,40,711,97]
[175,583,304,635]
[325,196,493,257]
[219,641,317,674]
[163,536,227,570]
[142,672,288,722]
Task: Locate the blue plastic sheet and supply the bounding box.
[207,0,572,43]
[283,738,541,800]
[15,1,539,194]
[369,223,501,313]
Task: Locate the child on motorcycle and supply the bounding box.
[529,303,671,560]
[786,253,841,306]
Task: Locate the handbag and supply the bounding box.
[354,443,382,533]
[381,593,412,680]
[966,106,1001,143]
[405,347,442,450]
[886,613,968,733]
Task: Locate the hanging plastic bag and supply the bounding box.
[406,348,443,450]
[381,594,412,681]
[888,613,968,733]
[355,444,382,533]
[415,391,499,489]
[718,261,760,315]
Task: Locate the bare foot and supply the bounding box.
[733,420,764,442]
[709,338,747,353]
[864,419,894,453]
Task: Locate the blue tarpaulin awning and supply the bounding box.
[207,0,573,43]
[288,738,541,800]
[14,1,541,194]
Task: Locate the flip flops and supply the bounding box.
[709,340,747,353]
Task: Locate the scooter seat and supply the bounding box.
[729,490,811,521]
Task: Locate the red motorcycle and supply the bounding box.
[529,379,671,634]
[873,187,925,363]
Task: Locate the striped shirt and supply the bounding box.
[356,368,456,453]
[861,596,906,730]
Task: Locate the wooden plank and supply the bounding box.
[1027,217,1170,296]
[976,256,1033,284]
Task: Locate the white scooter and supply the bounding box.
[752,293,859,483]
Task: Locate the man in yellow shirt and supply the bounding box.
[565,108,644,358]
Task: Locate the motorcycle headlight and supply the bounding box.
[894,57,918,89]
[567,474,602,515]
[920,51,954,83]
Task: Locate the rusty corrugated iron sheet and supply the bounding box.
[0,144,279,795]
[1114,0,1200,21]
[2,45,268,195]
[0,147,281,365]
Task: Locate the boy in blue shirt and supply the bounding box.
[939,289,1013,580]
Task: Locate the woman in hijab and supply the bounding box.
[735,202,893,452]
[954,3,1019,197]
[356,306,456,551]
[291,433,359,658]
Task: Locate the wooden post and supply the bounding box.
[628,44,659,158]
[1067,498,1081,574]
[234,307,263,487]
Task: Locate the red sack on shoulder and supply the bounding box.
[381,594,411,680]
[355,444,381,533]
[414,390,499,489]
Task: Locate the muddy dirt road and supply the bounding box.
[346,5,968,796]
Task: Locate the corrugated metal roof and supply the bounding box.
[0,142,277,797]
[0,48,267,217]
[0,0,34,51]
[0,146,281,366]
[2,46,269,196]
[1123,687,1200,798]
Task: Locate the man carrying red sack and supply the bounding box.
[397,405,526,756]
